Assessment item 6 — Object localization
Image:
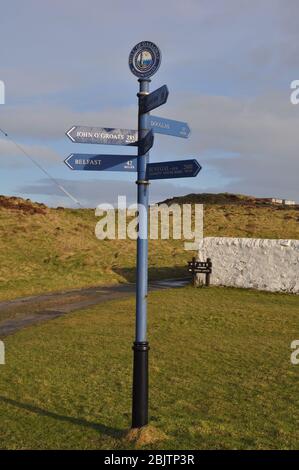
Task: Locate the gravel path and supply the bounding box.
[0,279,189,337]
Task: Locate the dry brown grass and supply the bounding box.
[0,194,298,300]
[124,425,168,448]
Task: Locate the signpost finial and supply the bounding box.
[129,41,161,79]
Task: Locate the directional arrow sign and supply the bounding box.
[139,85,169,114]
[146,159,201,180]
[66,126,138,145]
[139,130,154,155]
[64,154,137,172]
[150,116,191,138]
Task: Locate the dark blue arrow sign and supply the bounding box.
[146,159,201,180]
[66,126,138,145]
[139,130,154,155]
[139,85,169,114]
[64,154,137,172]
[150,116,191,138]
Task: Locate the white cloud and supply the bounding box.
[1,0,299,203]
[0,137,61,167]
[0,104,137,140]
[2,89,299,200]
[18,177,195,208]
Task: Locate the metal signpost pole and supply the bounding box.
[132,77,150,428]
[65,40,200,430]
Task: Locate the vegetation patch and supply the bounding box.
[0,286,298,449]
[0,194,298,300]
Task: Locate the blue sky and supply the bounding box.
[0,0,298,207]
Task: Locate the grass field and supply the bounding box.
[1,286,299,450]
[0,194,298,301]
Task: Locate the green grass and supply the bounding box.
[0,196,298,301]
[1,286,299,449]
[0,205,188,300]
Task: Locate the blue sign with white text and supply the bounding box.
[66,126,138,145]
[146,159,201,180]
[139,130,154,155]
[139,85,169,114]
[64,154,137,172]
[150,116,191,138]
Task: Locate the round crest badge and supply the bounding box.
[129,41,161,79]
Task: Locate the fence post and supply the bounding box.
[205,257,212,287]
[192,256,197,287]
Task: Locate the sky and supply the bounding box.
[0,0,298,207]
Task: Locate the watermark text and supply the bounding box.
[0,81,5,104]
[0,341,5,365]
[291,340,299,365]
[290,80,299,105]
[95,196,203,250]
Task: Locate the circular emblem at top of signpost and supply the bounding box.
[129,41,161,79]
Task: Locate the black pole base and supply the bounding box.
[131,341,149,428]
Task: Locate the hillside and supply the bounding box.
[160,192,297,206]
[0,194,298,300]
[161,192,299,239]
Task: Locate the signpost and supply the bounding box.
[66,118,190,144]
[66,126,138,145]
[139,84,169,114]
[150,116,191,138]
[64,40,202,430]
[188,257,212,287]
[147,159,201,180]
[64,154,137,172]
[139,130,154,156]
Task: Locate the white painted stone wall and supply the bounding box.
[197,237,299,294]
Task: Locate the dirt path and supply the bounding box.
[0,279,189,337]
